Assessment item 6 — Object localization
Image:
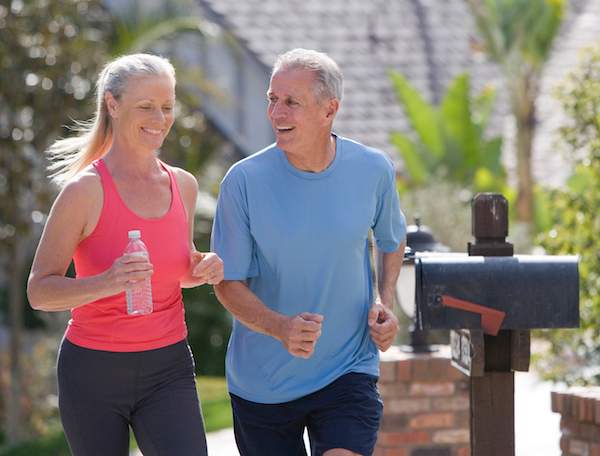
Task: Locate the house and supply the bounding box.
[192,0,600,189]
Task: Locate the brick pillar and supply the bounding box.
[376,346,471,456]
[552,387,600,456]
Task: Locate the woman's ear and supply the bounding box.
[105,92,117,119]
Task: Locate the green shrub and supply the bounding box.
[534,42,600,385]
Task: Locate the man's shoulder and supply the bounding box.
[224,143,279,179]
[339,136,394,169]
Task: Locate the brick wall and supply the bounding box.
[552,387,600,456]
[375,346,471,456]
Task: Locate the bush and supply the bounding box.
[533,42,600,385]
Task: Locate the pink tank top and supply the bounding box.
[67,159,190,351]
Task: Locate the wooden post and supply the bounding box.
[468,194,524,456]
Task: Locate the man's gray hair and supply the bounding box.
[272,48,344,103]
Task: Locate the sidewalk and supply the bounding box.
[515,370,566,456]
[206,427,239,456]
[132,370,565,456]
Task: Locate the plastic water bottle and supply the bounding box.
[125,230,153,315]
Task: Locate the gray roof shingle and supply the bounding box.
[198,0,600,187]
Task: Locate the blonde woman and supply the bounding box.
[28,53,222,456]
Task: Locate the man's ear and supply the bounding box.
[324,98,339,121]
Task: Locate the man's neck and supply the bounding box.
[284,135,337,173]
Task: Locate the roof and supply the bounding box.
[197,0,600,187]
[532,0,600,187]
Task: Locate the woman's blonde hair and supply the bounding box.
[47,53,176,187]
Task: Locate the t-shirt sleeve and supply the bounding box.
[210,174,259,280]
[372,160,407,253]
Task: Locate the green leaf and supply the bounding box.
[388,69,444,158]
[567,168,593,195]
[440,73,478,169]
[472,82,498,134]
[390,132,429,184]
[480,137,504,176]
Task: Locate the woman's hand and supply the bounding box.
[187,251,224,286]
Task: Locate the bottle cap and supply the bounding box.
[128,230,141,239]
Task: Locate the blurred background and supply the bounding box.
[2,0,600,454]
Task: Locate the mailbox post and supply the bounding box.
[414,193,579,456]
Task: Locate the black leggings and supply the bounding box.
[57,338,208,456]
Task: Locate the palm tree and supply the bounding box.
[465,0,565,224]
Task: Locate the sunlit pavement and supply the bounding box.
[131,370,565,456]
[206,427,240,456]
[515,370,566,456]
[128,427,239,456]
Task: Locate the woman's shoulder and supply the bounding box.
[167,165,198,192]
[48,164,104,240]
[59,163,103,201]
[164,164,198,211]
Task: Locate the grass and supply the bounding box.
[1,376,232,456]
[1,430,70,456]
[197,376,233,433]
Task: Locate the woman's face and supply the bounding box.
[106,75,176,153]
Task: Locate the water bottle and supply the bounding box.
[125,230,153,315]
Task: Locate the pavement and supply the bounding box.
[205,427,239,455]
[515,370,566,456]
[131,370,565,456]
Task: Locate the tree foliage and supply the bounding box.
[0,0,230,446]
[465,0,565,223]
[0,0,110,445]
[533,42,600,385]
[389,70,506,194]
[0,0,109,275]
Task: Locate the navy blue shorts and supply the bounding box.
[57,338,207,456]
[230,372,383,456]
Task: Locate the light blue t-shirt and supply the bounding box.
[211,134,407,404]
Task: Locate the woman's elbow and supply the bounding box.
[27,275,50,311]
[27,286,44,311]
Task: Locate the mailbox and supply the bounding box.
[415,254,580,334]
[411,193,582,456]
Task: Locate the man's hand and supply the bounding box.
[368,301,399,352]
[279,312,324,359]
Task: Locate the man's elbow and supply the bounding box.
[214,279,246,304]
[214,280,232,302]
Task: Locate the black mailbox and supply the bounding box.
[413,193,581,456]
[415,254,580,334]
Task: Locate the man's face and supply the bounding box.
[267,68,333,155]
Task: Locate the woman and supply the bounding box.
[27,53,222,456]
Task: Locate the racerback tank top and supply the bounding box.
[67,159,190,352]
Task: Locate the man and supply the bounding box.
[211,48,407,456]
